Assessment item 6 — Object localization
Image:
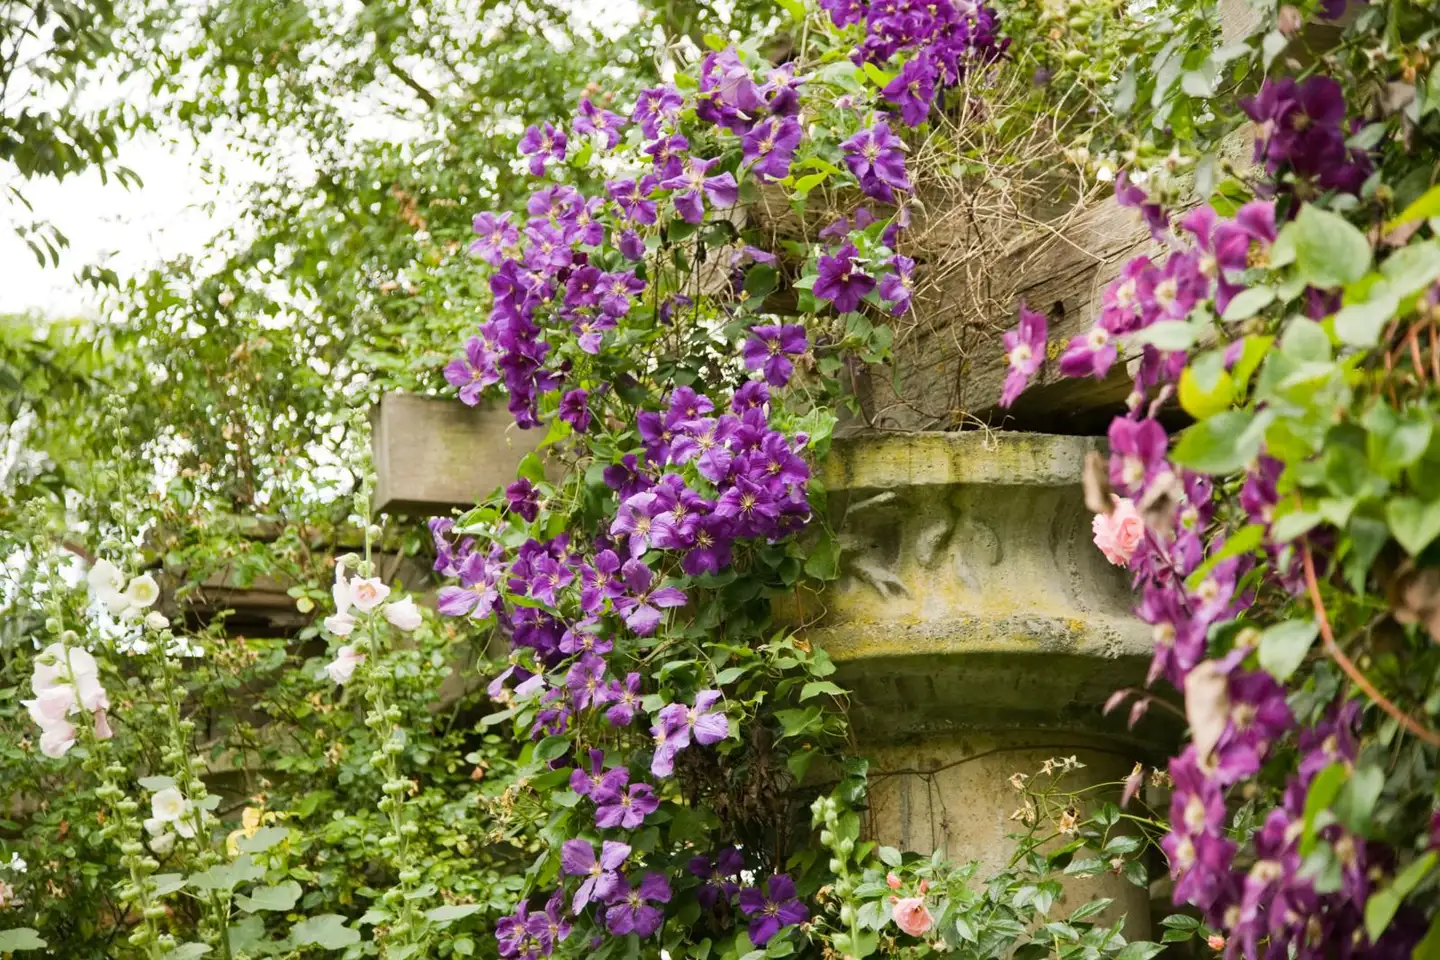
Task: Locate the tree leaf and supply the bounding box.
[1172,410,1265,474]
[426,903,483,924]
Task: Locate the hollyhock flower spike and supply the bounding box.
[741,324,808,387]
[999,303,1047,406]
[813,243,876,314]
[738,873,808,945]
[324,645,365,684]
[520,122,567,176]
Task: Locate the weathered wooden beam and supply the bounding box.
[371,392,548,516]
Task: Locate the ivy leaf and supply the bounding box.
[1258,619,1318,680]
[1385,496,1440,555]
[235,881,301,913]
[1364,852,1437,944]
[1290,205,1372,289]
[800,680,846,700]
[291,914,362,949]
[0,929,47,951]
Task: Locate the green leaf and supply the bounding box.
[1172,410,1265,475]
[1364,852,1436,943]
[1134,319,1204,350]
[861,62,895,87]
[1184,524,1264,590]
[1261,30,1287,68]
[1160,915,1200,930]
[1280,316,1332,363]
[1221,285,1276,321]
[1385,184,1440,232]
[1385,496,1440,555]
[291,914,362,949]
[162,944,212,960]
[1291,204,1372,289]
[235,881,301,913]
[187,857,264,892]
[0,929,47,951]
[152,874,187,896]
[1365,403,1432,473]
[139,775,175,792]
[427,903,483,924]
[1258,619,1318,680]
[1178,351,1234,418]
[1379,241,1440,297]
[800,680,846,700]
[1333,292,1399,347]
[237,826,289,854]
[1335,763,1385,833]
[533,736,571,763]
[803,530,840,580]
[516,451,547,484]
[776,0,807,21]
[792,172,828,196]
[877,845,902,867]
[1300,763,1348,855]
[1115,942,1164,960]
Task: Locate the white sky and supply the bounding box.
[0,0,649,320]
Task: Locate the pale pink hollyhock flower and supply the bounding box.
[349,577,390,613]
[324,613,356,637]
[885,872,902,890]
[383,597,423,632]
[892,897,934,937]
[1092,496,1143,566]
[38,722,77,759]
[23,685,74,727]
[324,645,365,685]
[93,709,114,741]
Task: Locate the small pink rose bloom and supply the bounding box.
[1092,496,1144,566]
[349,577,390,613]
[1207,935,1226,951]
[885,872,902,890]
[892,897,934,937]
[324,645,366,685]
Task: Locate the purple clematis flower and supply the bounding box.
[558,388,592,433]
[651,689,728,775]
[743,115,803,181]
[603,455,651,500]
[573,97,626,150]
[507,478,541,522]
[690,848,744,909]
[1057,323,1118,379]
[683,514,734,576]
[580,549,625,613]
[535,893,571,953]
[741,324,808,387]
[610,492,663,557]
[570,748,611,798]
[471,212,520,265]
[596,782,660,829]
[604,873,671,937]
[607,175,660,226]
[659,157,739,224]
[812,243,876,314]
[445,336,501,405]
[520,122,567,176]
[565,653,611,711]
[530,554,574,606]
[614,559,686,636]
[644,134,688,179]
[633,86,683,139]
[878,255,915,316]
[1108,416,1169,496]
[999,304,1047,407]
[841,121,912,202]
[604,672,644,726]
[561,839,630,915]
[731,381,770,413]
[738,874,809,945]
[883,54,936,127]
[436,551,501,619]
[598,271,646,317]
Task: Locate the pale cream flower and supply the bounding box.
[324,613,356,637]
[124,574,160,610]
[383,597,423,632]
[348,577,390,612]
[324,645,365,685]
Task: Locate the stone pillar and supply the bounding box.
[789,432,1178,935]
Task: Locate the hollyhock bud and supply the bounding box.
[383,597,423,632]
[892,897,934,936]
[886,872,902,890]
[1092,496,1144,565]
[144,611,170,631]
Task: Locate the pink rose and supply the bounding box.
[1092,496,1143,566]
[892,897,934,937]
[885,872,902,890]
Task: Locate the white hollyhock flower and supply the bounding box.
[324,645,365,685]
[87,559,128,614]
[383,597,423,632]
[6,853,27,873]
[124,574,160,610]
[324,613,355,637]
[144,611,170,631]
[348,577,389,613]
[151,787,187,824]
[37,722,77,759]
[148,831,177,856]
[332,570,351,616]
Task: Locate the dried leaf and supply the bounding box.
[1184,660,1230,762]
[1083,450,1113,515]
